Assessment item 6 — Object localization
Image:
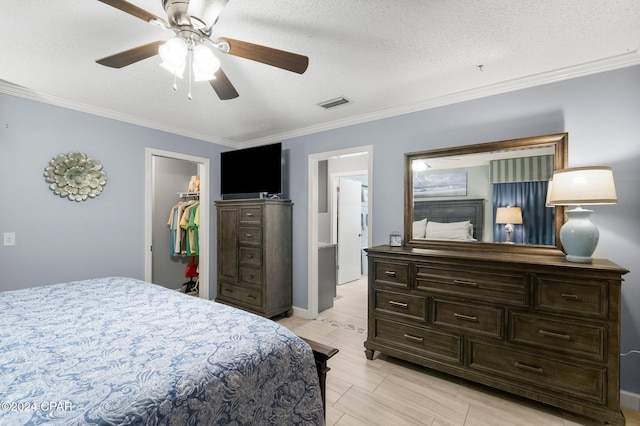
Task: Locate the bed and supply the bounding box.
[0,277,327,425]
[412,198,485,241]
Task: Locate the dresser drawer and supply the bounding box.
[239,266,263,287]
[374,289,426,321]
[373,318,462,364]
[373,259,410,288]
[534,276,607,319]
[415,262,528,306]
[510,312,604,361]
[239,227,262,245]
[239,247,262,267]
[219,282,263,309]
[432,298,503,338]
[239,206,262,225]
[468,340,605,402]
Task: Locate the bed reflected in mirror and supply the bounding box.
[404,133,568,255]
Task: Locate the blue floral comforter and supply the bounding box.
[0,277,324,425]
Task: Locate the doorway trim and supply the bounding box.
[306,145,372,319]
[145,148,210,300]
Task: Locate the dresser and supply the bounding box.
[215,199,293,318]
[365,245,628,425]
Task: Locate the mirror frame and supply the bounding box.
[404,132,568,255]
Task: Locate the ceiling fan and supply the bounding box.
[95,0,309,100]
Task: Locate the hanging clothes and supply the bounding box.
[179,201,200,256]
[167,198,199,256]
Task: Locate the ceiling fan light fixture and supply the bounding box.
[192,43,220,81]
[159,37,187,67]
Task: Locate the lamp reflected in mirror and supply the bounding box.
[495,206,523,243]
[547,166,617,263]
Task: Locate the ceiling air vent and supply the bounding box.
[318,97,350,109]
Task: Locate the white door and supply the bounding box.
[337,178,362,284]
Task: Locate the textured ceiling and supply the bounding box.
[2,1,639,147]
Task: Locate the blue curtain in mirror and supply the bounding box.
[493,181,554,245]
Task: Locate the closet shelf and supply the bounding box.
[178,192,200,199]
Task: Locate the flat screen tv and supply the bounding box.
[220,142,282,198]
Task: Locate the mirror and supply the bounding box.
[404,133,567,255]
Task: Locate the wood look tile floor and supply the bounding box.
[277,277,640,426]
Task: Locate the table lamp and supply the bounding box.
[548,166,617,263]
[495,206,523,243]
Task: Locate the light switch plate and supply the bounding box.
[3,232,15,246]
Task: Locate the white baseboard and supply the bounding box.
[292,306,312,319]
[621,390,640,411]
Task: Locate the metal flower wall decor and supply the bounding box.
[44,152,108,201]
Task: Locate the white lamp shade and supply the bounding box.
[495,207,523,225]
[548,166,617,205]
[545,179,553,207]
[159,37,187,77]
[192,43,220,81]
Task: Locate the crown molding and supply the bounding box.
[0,82,237,148]
[242,49,640,147]
[2,48,639,149]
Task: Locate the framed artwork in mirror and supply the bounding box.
[413,171,467,198]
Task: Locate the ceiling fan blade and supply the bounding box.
[209,68,239,100]
[215,37,309,74]
[96,41,164,68]
[188,0,229,31]
[97,0,167,26]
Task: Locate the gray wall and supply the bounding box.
[0,97,224,297]
[1,64,639,393]
[284,65,640,394]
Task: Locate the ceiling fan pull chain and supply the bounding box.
[188,47,193,100]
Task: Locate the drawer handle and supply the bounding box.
[246,213,253,217]
[384,271,397,277]
[246,254,253,259]
[561,293,579,301]
[246,233,253,238]
[453,313,477,322]
[223,288,233,293]
[403,333,424,343]
[514,362,544,374]
[249,274,255,279]
[389,300,408,308]
[246,295,256,300]
[453,279,478,288]
[538,329,571,340]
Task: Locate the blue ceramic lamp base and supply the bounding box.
[560,207,599,263]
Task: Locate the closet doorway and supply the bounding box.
[307,146,372,319]
[145,148,210,299]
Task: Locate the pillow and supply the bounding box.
[412,218,427,239]
[425,220,471,241]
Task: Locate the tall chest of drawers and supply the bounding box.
[364,245,628,425]
[215,199,293,318]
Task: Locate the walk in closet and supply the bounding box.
[167,189,200,294]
